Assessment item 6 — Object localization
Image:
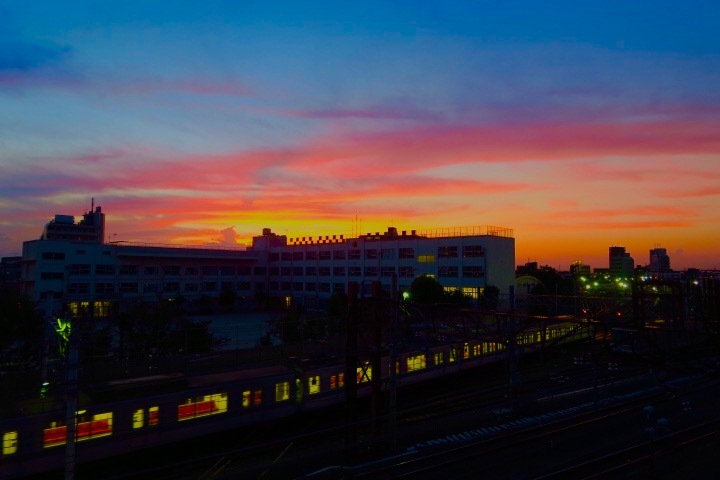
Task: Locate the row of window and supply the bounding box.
[62,266,484,291]
[269,245,485,262]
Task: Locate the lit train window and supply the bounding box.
[243,390,263,406]
[275,382,290,402]
[2,431,18,455]
[133,409,144,429]
[406,355,426,372]
[307,376,320,395]
[149,406,159,426]
[387,360,400,375]
[473,345,481,356]
[177,393,228,421]
[449,348,457,362]
[357,364,372,383]
[463,343,470,359]
[433,352,444,366]
[43,412,113,448]
[330,372,344,389]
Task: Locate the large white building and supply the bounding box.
[20,207,516,318]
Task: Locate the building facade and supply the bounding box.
[20,208,516,317]
[609,246,635,278]
[649,247,671,273]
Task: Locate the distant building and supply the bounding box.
[1,256,22,291]
[609,246,634,278]
[40,205,106,244]
[20,207,517,316]
[569,260,591,275]
[649,247,671,273]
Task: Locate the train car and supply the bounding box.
[0,321,589,479]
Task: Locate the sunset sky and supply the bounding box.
[1,1,719,270]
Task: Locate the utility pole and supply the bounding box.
[64,319,79,480]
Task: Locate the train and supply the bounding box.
[0,321,587,478]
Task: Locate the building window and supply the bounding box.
[463,287,479,299]
[319,283,330,292]
[269,281,279,291]
[463,245,485,258]
[333,250,346,260]
[95,283,114,294]
[438,266,458,278]
[381,248,395,259]
[143,283,158,293]
[399,266,414,278]
[238,281,251,291]
[293,267,303,276]
[119,282,138,293]
[237,266,251,275]
[293,282,303,291]
[185,283,198,292]
[381,266,396,277]
[365,249,378,260]
[281,267,292,276]
[254,267,266,276]
[306,282,316,292]
[348,266,361,277]
[95,264,115,275]
[334,266,345,277]
[281,252,292,261]
[269,253,279,262]
[306,266,317,276]
[462,266,484,278]
[269,267,280,276]
[69,264,91,275]
[69,283,89,294]
[306,251,318,261]
[281,282,291,291]
[293,252,304,261]
[185,266,198,275]
[203,282,217,291]
[143,266,159,276]
[119,265,139,275]
[319,267,331,276]
[438,246,459,258]
[220,266,235,276]
[319,251,331,260]
[417,255,435,263]
[399,248,414,259]
[334,283,344,293]
[203,266,218,276]
[42,252,65,260]
[364,267,378,277]
[163,265,181,275]
[348,249,361,260]
[221,282,234,291]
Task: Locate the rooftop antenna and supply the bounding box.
[91,197,94,212]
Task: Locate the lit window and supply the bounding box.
[417,255,435,263]
[357,364,372,383]
[149,407,159,426]
[330,372,345,389]
[2,431,18,455]
[406,355,426,372]
[178,393,228,421]
[133,409,144,429]
[43,412,114,448]
[307,376,321,395]
[275,382,290,402]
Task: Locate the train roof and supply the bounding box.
[186,364,294,388]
